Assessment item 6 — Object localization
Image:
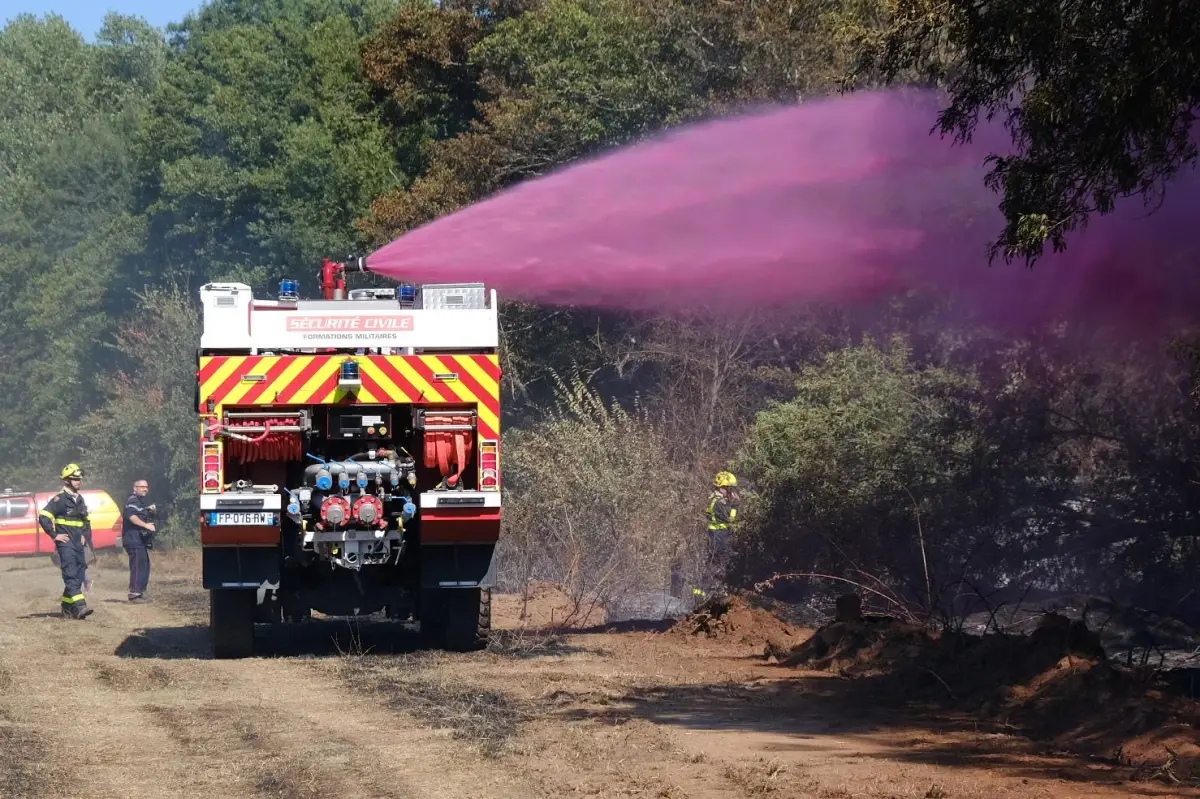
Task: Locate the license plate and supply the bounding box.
[207,512,278,526]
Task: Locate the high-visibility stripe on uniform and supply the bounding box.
[706,495,732,531]
[40,510,84,527]
[199,354,502,440]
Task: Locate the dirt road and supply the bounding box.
[1,551,1193,799]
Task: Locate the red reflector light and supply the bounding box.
[202,442,222,493]
[479,441,499,490]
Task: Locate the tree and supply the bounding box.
[860,0,1200,263]
[134,0,402,291]
[732,334,993,613]
[0,12,165,486]
[84,285,204,543]
[358,0,705,240]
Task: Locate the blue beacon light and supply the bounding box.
[279,278,299,302]
[397,282,417,308]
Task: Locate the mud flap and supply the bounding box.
[202,546,280,590]
[417,544,495,589]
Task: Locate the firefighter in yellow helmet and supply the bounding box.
[38,464,94,619]
[695,471,741,600]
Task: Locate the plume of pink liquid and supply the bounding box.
[366,88,1200,337]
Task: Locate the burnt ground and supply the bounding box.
[0,550,1196,799]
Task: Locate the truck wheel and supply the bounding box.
[443,587,491,653]
[210,589,255,659]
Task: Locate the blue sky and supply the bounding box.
[5,1,205,40]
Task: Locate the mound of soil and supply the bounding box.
[785,609,1200,783]
[670,593,807,652]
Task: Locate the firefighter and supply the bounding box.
[122,479,156,601]
[694,470,741,600]
[38,464,94,619]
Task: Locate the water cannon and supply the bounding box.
[319,254,371,300]
[319,254,423,307]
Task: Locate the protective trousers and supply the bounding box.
[703,527,732,592]
[56,535,87,609]
[127,545,151,596]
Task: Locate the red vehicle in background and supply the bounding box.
[0,488,124,558]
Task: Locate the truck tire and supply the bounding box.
[210,589,255,659]
[442,587,491,652]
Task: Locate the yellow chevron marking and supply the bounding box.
[393,358,445,403]
[200,355,504,409]
[220,361,270,405]
[358,360,411,403]
[456,355,502,400]
[425,355,500,435]
[292,358,342,403]
[422,355,475,404]
[262,356,313,403]
[456,355,502,436]
[202,357,244,401]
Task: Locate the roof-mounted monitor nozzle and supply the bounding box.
[320,254,372,300]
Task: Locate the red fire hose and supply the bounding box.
[423,415,473,487]
[215,418,303,463]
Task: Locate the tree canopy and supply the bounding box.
[860,0,1200,263]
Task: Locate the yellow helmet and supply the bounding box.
[713,470,737,488]
[61,463,84,480]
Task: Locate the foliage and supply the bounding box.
[134,0,402,289]
[359,0,705,240]
[0,12,165,487]
[496,372,697,622]
[859,0,1200,263]
[83,285,204,545]
[732,329,1200,620]
[732,335,987,611]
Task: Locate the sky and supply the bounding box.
[5,0,205,40]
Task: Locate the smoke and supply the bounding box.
[366,88,1200,339]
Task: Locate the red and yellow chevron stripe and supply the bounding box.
[199,354,501,439]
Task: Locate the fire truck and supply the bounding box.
[196,257,501,658]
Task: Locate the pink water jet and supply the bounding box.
[366,88,1200,337]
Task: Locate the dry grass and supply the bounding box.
[92,659,176,692]
[334,654,536,758]
[0,707,72,799]
[721,757,793,796]
[145,702,335,798]
[92,546,201,579]
[485,627,574,657]
[5,551,1190,799]
[0,556,54,573]
[252,752,327,799]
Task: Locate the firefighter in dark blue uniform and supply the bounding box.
[39,464,94,619]
[123,479,156,601]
